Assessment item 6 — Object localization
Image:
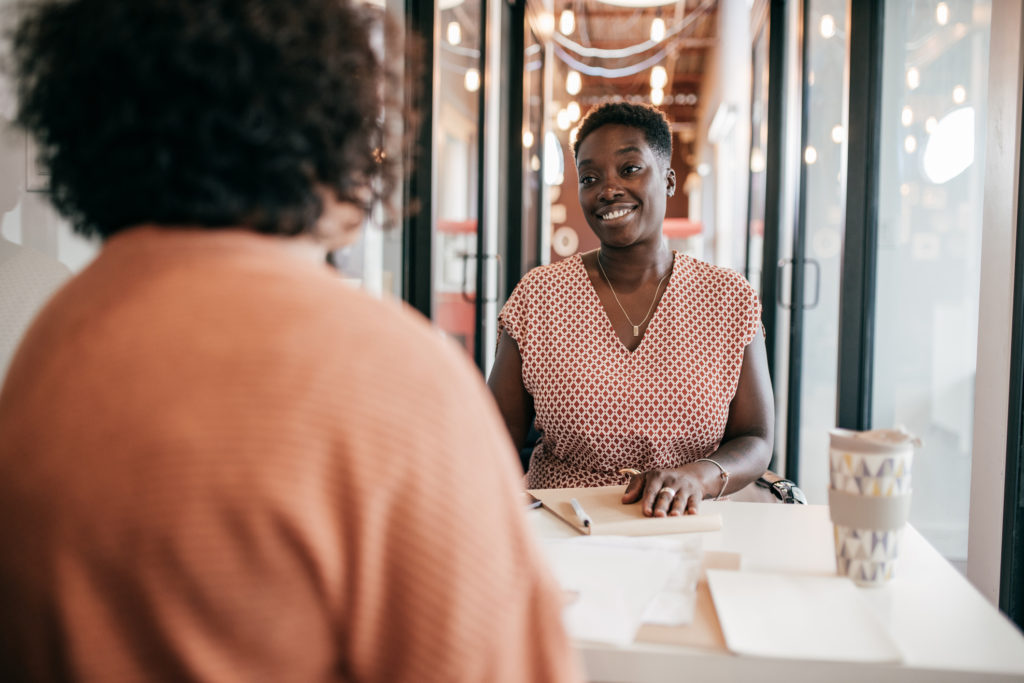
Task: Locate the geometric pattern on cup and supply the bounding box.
[834,525,903,586]
[829,449,912,496]
[829,472,912,496]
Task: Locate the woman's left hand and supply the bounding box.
[621,466,706,517]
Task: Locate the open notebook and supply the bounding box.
[529,485,723,536]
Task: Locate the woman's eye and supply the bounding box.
[580,176,596,185]
[623,165,641,175]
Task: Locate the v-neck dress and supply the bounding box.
[498,251,761,488]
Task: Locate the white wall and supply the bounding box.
[967,0,1024,605]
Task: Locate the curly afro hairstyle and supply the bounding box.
[8,0,401,239]
[572,102,672,167]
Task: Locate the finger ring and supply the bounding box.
[657,486,677,498]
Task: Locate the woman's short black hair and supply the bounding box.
[7,0,402,239]
[572,102,672,166]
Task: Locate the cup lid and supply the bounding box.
[830,427,922,453]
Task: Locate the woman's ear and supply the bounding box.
[666,168,677,197]
[315,185,369,250]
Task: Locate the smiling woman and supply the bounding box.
[488,101,793,515]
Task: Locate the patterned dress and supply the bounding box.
[499,251,761,488]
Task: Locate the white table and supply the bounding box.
[529,502,1024,682]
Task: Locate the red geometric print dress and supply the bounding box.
[498,251,761,489]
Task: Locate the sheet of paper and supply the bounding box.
[638,536,702,626]
[706,569,903,663]
[539,536,686,646]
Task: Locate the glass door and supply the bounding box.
[789,0,850,502]
[432,0,484,359]
[871,0,993,568]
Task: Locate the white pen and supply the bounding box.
[569,498,592,528]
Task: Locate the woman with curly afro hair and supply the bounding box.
[0,2,582,682]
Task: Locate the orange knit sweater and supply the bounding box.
[0,227,581,682]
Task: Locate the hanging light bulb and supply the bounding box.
[559,9,575,35]
[819,14,836,38]
[566,70,582,95]
[906,67,920,90]
[831,125,844,143]
[804,146,818,164]
[650,88,664,106]
[650,65,668,89]
[537,12,555,36]
[936,2,950,25]
[446,21,462,45]
[952,85,966,104]
[522,130,535,149]
[650,17,665,42]
[567,101,581,122]
[464,68,480,93]
[901,106,913,126]
[556,108,571,131]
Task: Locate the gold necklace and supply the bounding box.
[597,253,672,337]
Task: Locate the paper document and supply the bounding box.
[638,536,703,626]
[706,569,903,662]
[539,536,698,645]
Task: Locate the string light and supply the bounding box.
[559,9,575,35]
[906,67,920,90]
[952,85,966,104]
[831,125,844,143]
[566,70,582,95]
[819,15,836,38]
[566,101,581,121]
[650,17,665,42]
[522,130,535,148]
[650,88,664,105]
[925,116,938,134]
[464,68,480,92]
[446,21,461,45]
[537,12,555,36]
[904,135,917,153]
[936,2,950,25]
[650,65,668,89]
[901,106,913,126]
[556,108,571,131]
[804,146,818,164]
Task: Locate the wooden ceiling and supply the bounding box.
[548,0,719,127]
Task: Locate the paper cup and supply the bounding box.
[828,428,919,587]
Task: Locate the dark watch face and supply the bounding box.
[772,480,807,504]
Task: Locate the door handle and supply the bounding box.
[776,258,792,309]
[776,257,820,310]
[459,252,503,304]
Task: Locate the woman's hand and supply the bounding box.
[621,465,707,517]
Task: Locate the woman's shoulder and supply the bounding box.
[512,254,582,292]
[677,253,756,296]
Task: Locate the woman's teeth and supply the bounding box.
[601,208,632,220]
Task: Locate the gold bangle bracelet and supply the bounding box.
[695,458,729,501]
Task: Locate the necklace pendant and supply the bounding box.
[633,324,640,336]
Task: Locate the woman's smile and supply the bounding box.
[597,205,637,222]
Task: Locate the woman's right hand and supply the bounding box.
[621,465,707,517]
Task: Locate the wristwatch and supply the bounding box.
[756,475,808,504]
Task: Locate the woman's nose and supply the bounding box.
[599,183,624,200]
